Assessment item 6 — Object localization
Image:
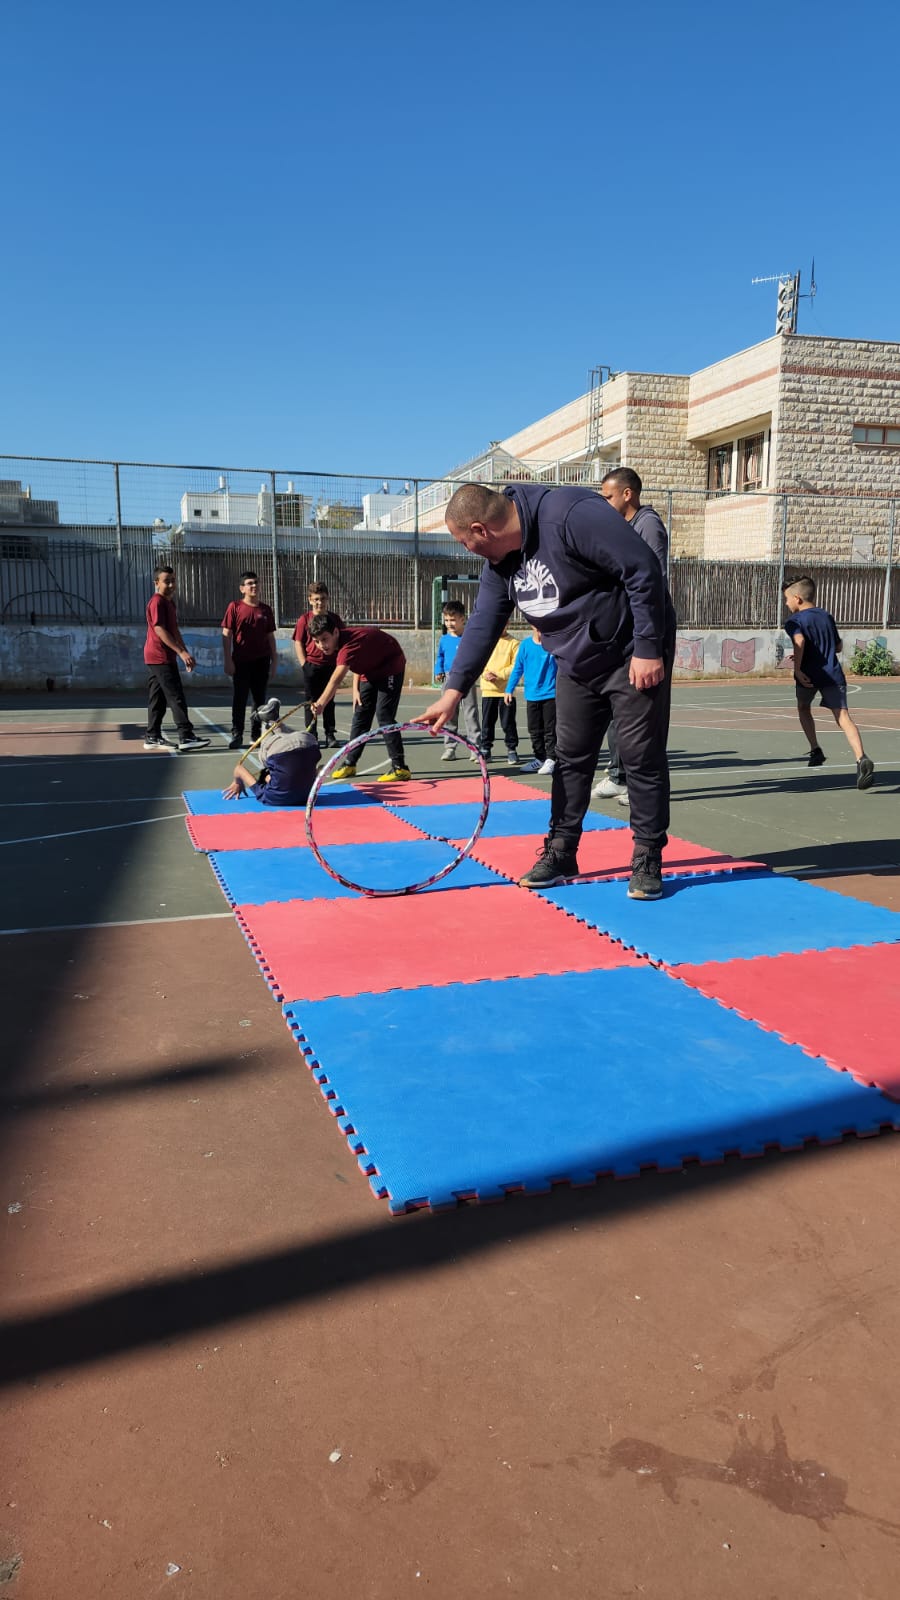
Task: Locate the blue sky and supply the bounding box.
[3,0,898,477]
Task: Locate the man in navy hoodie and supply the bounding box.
[416,483,676,899]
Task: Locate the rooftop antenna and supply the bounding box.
[751,261,815,333]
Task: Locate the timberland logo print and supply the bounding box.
[513,558,559,617]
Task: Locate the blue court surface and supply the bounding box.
[386,798,629,841]
[542,871,900,967]
[183,784,371,815]
[211,841,509,904]
[283,967,900,1212]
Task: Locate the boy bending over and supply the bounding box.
[307,618,411,782]
[783,577,874,789]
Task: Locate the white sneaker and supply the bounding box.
[520,757,541,773]
[538,758,556,775]
[177,735,211,751]
[593,774,627,799]
[441,745,457,761]
[616,790,630,807]
[143,734,174,750]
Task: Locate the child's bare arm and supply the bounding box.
[155,622,195,671]
[792,632,813,688]
[311,663,347,714]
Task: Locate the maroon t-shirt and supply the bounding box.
[335,626,405,683]
[221,600,276,663]
[144,593,179,664]
[292,609,344,664]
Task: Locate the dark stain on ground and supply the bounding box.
[532,1417,900,1538]
[365,1457,440,1507]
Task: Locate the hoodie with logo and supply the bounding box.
[446,484,675,698]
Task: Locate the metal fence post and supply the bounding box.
[775,494,788,625]
[665,488,673,582]
[269,470,281,628]
[413,480,421,630]
[113,462,123,560]
[882,499,896,631]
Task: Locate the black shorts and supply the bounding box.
[795,678,848,711]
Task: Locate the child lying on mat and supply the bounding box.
[223,698,320,808]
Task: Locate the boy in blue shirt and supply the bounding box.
[504,626,558,775]
[434,601,481,761]
[222,698,320,807]
[783,577,874,789]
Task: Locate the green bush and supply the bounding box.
[849,639,895,676]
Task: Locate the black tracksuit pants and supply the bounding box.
[348,673,406,769]
[146,663,194,741]
[231,657,271,741]
[526,698,557,762]
[480,696,518,755]
[551,650,673,854]
[303,660,337,740]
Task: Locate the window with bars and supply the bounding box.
[853,424,900,446]
[737,432,765,490]
[707,443,732,493]
[706,429,769,494]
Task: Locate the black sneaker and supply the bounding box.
[178,735,211,752]
[856,755,875,790]
[518,837,579,889]
[807,747,826,767]
[228,735,244,750]
[627,850,663,900]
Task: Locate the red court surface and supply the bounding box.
[674,942,900,1097]
[186,805,426,853]
[469,829,763,882]
[0,723,150,758]
[351,774,546,804]
[236,885,642,1000]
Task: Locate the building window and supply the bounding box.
[193,508,202,517]
[209,509,219,518]
[707,444,732,494]
[737,432,765,490]
[853,424,900,446]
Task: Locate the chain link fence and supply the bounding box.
[2,456,898,632]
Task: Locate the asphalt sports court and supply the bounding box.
[2,679,900,1599]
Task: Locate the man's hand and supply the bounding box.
[181,650,196,672]
[412,688,462,734]
[629,656,664,691]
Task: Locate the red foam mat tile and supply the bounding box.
[351,775,547,805]
[468,831,762,883]
[185,806,424,853]
[675,943,900,1097]
[235,885,644,1000]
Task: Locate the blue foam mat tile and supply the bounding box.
[541,871,900,967]
[183,783,371,815]
[386,798,628,841]
[281,968,900,1213]
[215,841,508,903]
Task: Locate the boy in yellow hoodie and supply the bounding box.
[479,627,520,765]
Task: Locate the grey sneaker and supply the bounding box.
[627,850,663,900]
[441,744,457,761]
[518,837,579,889]
[856,755,875,790]
[177,735,211,752]
[616,790,630,807]
[258,697,281,725]
[520,757,542,773]
[506,751,520,766]
[593,774,627,799]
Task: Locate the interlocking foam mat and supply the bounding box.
[674,943,900,1098]
[185,772,900,1212]
[236,886,642,1000]
[186,804,426,854]
[282,969,900,1211]
[183,784,370,815]
[213,841,509,904]
[386,798,629,841]
[542,872,900,967]
[469,830,763,883]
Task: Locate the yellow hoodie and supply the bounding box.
[480,636,519,699]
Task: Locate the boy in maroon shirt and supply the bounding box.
[292,581,344,747]
[143,566,210,752]
[221,570,278,749]
[308,617,411,782]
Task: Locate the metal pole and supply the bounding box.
[269,471,281,628]
[665,488,673,582]
[113,462,123,560]
[882,499,896,631]
[775,493,788,626]
[413,480,421,630]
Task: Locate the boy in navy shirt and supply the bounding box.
[783,577,874,788]
[223,698,320,807]
[434,601,481,760]
[504,626,558,774]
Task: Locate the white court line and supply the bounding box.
[0,797,189,808]
[0,813,186,847]
[791,861,900,879]
[0,911,234,937]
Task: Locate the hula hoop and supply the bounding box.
[305,722,490,897]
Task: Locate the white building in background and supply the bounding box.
[354,492,407,531]
[176,478,314,542]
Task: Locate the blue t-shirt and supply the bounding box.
[435,631,462,676]
[253,741,319,807]
[504,636,558,701]
[785,606,844,687]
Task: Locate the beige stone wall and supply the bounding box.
[688,336,782,441]
[502,391,591,463]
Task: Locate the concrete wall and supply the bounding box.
[2,623,896,691]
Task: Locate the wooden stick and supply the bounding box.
[241,700,317,764]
